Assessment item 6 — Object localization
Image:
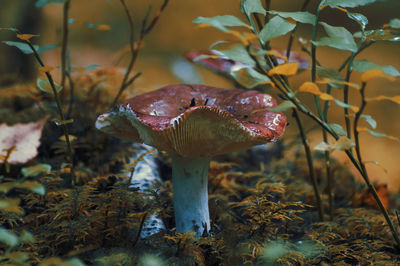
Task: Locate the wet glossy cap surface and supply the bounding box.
[96,84,286,157]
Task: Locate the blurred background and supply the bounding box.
[0,0,399,190]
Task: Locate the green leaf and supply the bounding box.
[267,101,296,112]
[259,16,296,42]
[360,114,377,129]
[329,123,347,136]
[241,0,266,16]
[321,0,379,8]
[215,44,255,66]
[67,258,86,266]
[84,64,99,71]
[334,99,358,110]
[37,77,63,94]
[368,130,387,138]
[35,0,66,8]
[231,67,270,89]
[316,66,345,88]
[313,22,357,52]
[0,228,19,248]
[3,41,38,54]
[356,28,400,42]
[347,12,368,31]
[18,181,46,196]
[37,43,58,54]
[21,164,52,177]
[352,60,400,77]
[193,15,249,32]
[171,58,203,84]
[268,11,316,25]
[19,231,35,243]
[389,18,400,29]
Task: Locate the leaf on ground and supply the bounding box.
[0,117,48,164]
[268,62,298,76]
[389,18,400,29]
[21,164,52,177]
[0,228,19,248]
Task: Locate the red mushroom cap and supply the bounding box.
[96,84,286,157]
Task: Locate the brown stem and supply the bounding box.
[111,0,168,107]
[353,83,400,249]
[61,0,70,89]
[25,39,75,186]
[322,130,333,220]
[292,109,324,221]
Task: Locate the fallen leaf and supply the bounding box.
[0,117,48,164]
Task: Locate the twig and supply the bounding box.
[111,0,169,107]
[133,212,148,247]
[61,0,70,89]
[286,0,310,58]
[25,39,75,186]
[353,82,400,248]
[292,109,324,221]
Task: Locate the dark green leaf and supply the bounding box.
[37,77,63,94]
[3,41,38,54]
[21,164,52,177]
[231,67,270,88]
[0,228,19,248]
[347,12,368,31]
[84,64,100,71]
[259,16,296,42]
[321,0,379,8]
[35,0,66,8]
[268,11,316,25]
[360,114,377,129]
[241,0,266,16]
[267,101,296,112]
[37,43,58,54]
[329,123,347,136]
[352,60,400,77]
[215,44,255,66]
[316,66,345,88]
[389,18,400,29]
[193,15,249,32]
[313,22,357,52]
[368,130,387,138]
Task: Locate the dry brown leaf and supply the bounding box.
[0,116,48,164]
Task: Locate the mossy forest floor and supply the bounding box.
[1,69,400,265]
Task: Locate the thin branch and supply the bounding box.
[292,109,324,221]
[61,0,70,89]
[353,82,400,248]
[111,0,168,107]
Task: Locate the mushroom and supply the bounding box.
[96,84,286,236]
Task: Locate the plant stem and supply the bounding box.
[353,83,400,248]
[61,0,70,90]
[292,109,324,221]
[286,0,310,58]
[111,0,168,107]
[25,40,75,186]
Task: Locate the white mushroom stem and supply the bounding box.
[171,156,210,236]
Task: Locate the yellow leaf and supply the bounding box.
[351,106,359,113]
[284,17,297,25]
[268,62,298,76]
[317,78,360,89]
[361,69,396,82]
[267,50,288,62]
[97,24,111,31]
[319,93,334,101]
[17,34,38,41]
[357,127,369,132]
[39,65,55,73]
[389,96,400,104]
[298,82,321,95]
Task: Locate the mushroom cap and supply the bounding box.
[96,84,286,157]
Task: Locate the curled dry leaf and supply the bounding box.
[0,116,48,164]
